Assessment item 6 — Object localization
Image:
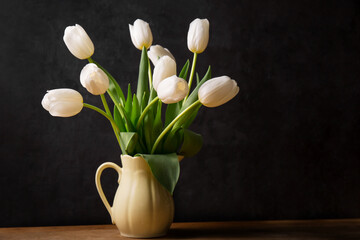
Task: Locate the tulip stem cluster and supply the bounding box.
[42,19,239,162]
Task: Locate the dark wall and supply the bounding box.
[1,0,360,227]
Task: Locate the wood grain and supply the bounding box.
[0,219,359,240]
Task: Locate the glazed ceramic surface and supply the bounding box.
[95,155,174,238]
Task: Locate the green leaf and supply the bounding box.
[117,104,135,132]
[152,100,163,144]
[137,47,149,106]
[181,66,211,111]
[162,128,183,154]
[138,153,180,194]
[196,72,200,85]
[148,87,157,105]
[165,102,181,127]
[173,102,201,130]
[143,108,154,152]
[113,105,126,132]
[125,84,132,115]
[141,91,149,112]
[119,132,138,156]
[179,129,203,157]
[131,93,140,126]
[181,103,201,129]
[179,59,190,80]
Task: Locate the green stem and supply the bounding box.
[100,94,124,153]
[88,57,94,63]
[148,59,152,90]
[151,100,202,154]
[83,103,119,133]
[184,52,198,102]
[136,96,159,130]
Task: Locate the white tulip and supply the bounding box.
[129,19,153,50]
[80,63,109,95]
[41,89,83,117]
[187,18,210,54]
[63,24,94,59]
[152,56,176,91]
[157,75,189,104]
[198,76,239,107]
[148,45,175,66]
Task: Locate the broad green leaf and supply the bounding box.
[181,66,211,111]
[113,105,126,132]
[164,102,181,127]
[179,59,190,80]
[131,93,140,126]
[148,87,157,105]
[196,72,200,85]
[179,129,203,157]
[181,104,201,129]
[162,128,183,154]
[141,91,149,112]
[138,153,180,194]
[93,60,125,106]
[143,109,154,152]
[152,100,163,145]
[117,104,135,132]
[137,47,149,106]
[173,102,201,130]
[125,84,132,115]
[119,132,138,156]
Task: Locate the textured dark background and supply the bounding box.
[1,0,360,227]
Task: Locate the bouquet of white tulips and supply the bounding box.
[42,19,239,194]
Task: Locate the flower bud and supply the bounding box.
[63,24,94,59]
[198,76,239,107]
[129,19,153,50]
[187,18,210,54]
[41,89,83,117]
[157,75,189,104]
[153,56,176,91]
[80,63,109,95]
[148,45,175,66]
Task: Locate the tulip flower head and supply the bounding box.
[129,19,153,50]
[148,45,175,66]
[198,76,239,107]
[157,75,189,104]
[152,56,177,91]
[63,24,94,60]
[41,89,83,117]
[187,18,210,54]
[80,63,109,95]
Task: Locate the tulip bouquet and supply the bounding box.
[42,19,239,194]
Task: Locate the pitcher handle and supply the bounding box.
[95,162,122,224]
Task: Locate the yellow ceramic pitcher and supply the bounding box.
[95,155,174,238]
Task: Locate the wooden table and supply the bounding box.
[1,219,359,239]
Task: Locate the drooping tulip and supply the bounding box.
[63,24,94,59]
[80,63,109,95]
[41,89,83,117]
[157,75,189,104]
[129,19,153,50]
[152,56,176,91]
[198,76,239,107]
[148,45,175,66]
[187,18,210,54]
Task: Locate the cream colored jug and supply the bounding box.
[95,155,174,238]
